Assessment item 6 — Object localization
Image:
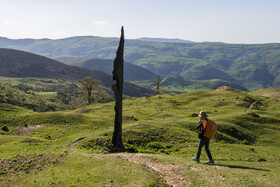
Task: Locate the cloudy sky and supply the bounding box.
[1,0,280,43]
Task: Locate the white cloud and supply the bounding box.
[0,20,11,25]
[94,21,109,25]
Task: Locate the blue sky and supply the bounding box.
[0,0,280,43]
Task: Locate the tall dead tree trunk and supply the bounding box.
[111,26,126,152]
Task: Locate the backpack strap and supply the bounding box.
[202,119,208,131]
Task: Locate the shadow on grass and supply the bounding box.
[212,163,270,171]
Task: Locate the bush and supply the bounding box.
[189,113,198,117]
[1,126,9,132]
[243,140,249,145]
[247,112,260,118]
[147,142,164,149]
[81,138,111,152]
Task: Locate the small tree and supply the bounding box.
[79,77,109,104]
[153,76,162,94]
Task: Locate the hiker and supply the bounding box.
[192,111,215,164]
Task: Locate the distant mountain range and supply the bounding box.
[57,57,158,81]
[137,37,194,43]
[55,57,249,92]
[0,36,280,91]
[0,48,153,97]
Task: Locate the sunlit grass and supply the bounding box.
[0,89,279,186]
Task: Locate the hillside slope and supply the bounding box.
[160,76,248,92]
[70,58,158,81]
[0,48,153,97]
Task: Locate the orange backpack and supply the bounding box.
[202,119,218,139]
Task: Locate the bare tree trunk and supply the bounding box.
[153,76,161,94]
[87,87,92,104]
[111,27,126,152]
[155,77,160,94]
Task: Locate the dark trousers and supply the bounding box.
[196,137,213,160]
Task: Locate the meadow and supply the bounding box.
[0,89,279,186]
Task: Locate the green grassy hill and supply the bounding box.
[0,89,279,186]
[133,76,248,93]
[251,87,280,99]
[0,77,89,111]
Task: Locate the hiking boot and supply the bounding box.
[192,157,200,163]
[205,160,214,164]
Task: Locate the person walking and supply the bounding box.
[192,111,214,164]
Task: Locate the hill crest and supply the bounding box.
[137,37,194,43]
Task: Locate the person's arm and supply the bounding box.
[196,121,203,129]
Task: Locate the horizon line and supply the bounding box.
[1,35,279,45]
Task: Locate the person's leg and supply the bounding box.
[196,138,206,159]
[204,138,213,161]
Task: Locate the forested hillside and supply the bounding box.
[0,49,153,110]
[1,36,280,91]
[69,58,158,81]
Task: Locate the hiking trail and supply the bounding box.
[65,123,190,187]
[105,153,190,187]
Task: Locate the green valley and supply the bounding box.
[1,36,280,91]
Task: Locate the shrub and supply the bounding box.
[257,158,267,162]
[1,125,9,132]
[247,112,260,118]
[189,113,198,117]
[243,140,249,145]
[81,138,111,152]
[147,142,164,149]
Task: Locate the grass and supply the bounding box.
[0,154,165,187]
[0,89,279,186]
[0,76,89,111]
[143,153,279,186]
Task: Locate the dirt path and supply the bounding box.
[106,153,190,187]
[66,125,190,187]
[66,137,190,186]
[65,137,85,152]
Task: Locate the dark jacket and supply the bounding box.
[197,119,208,131]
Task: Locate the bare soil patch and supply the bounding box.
[214,86,236,91]
[17,125,42,136]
